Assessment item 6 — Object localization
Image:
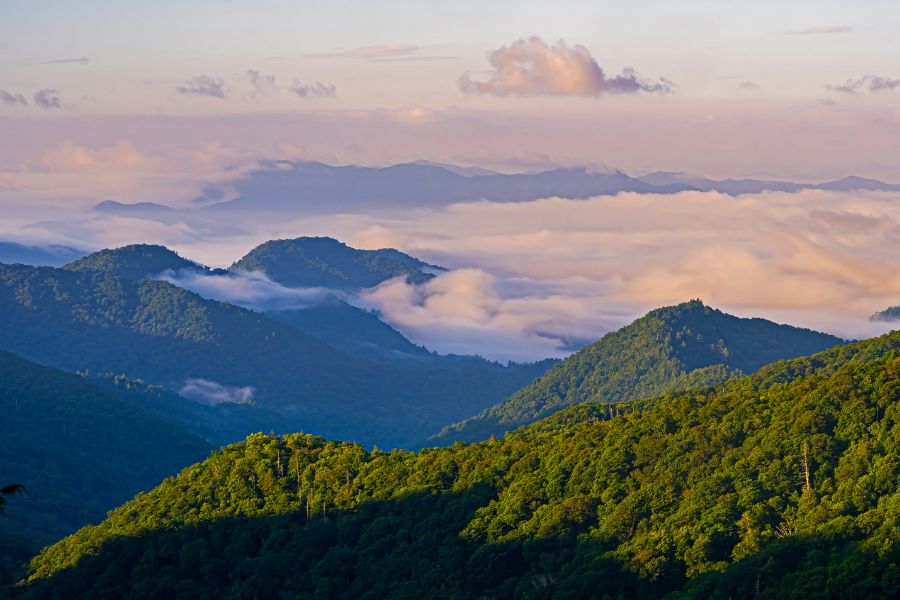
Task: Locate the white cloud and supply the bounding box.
[354,269,626,361]
[179,378,255,405]
[338,189,900,356]
[159,269,335,312]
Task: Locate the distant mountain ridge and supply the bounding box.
[90,162,900,219]
[435,300,844,443]
[94,200,174,213]
[0,242,87,267]
[638,171,900,195]
[201,161,697,213]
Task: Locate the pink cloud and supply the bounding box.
[458,37,673,97]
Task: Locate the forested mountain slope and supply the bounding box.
[0,350,211,553]
[436,300,844,444]
[12,331,899,598]
[0,260,548,449]
[60,241,436,359]
[266,299,435,359]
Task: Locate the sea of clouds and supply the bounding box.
[2,142,898,361]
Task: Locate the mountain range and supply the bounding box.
[1,235,895,598]
[86,162,900,219]
[0,242,86,267]
[200,161,696,213]
[0,242,550,452]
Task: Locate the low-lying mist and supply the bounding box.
[6,185,899,362]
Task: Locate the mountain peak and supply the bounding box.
[64,244,205,280]
[435,301,843,443]
[230,237,441,289]
[816,175,900,191]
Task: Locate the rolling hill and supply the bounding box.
[435,300,844,444]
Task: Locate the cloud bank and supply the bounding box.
[342,189,900,358]
[458,37,673,97]
[179,378,255,405]
[355,269,623,361]
[3,136,899,361]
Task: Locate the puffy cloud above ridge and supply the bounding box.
[458,37,673,97]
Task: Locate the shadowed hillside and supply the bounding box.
[0,350,211,553]
[12,332,899,598]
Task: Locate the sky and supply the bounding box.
[2,0,900,177]
[1,1,899,361]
